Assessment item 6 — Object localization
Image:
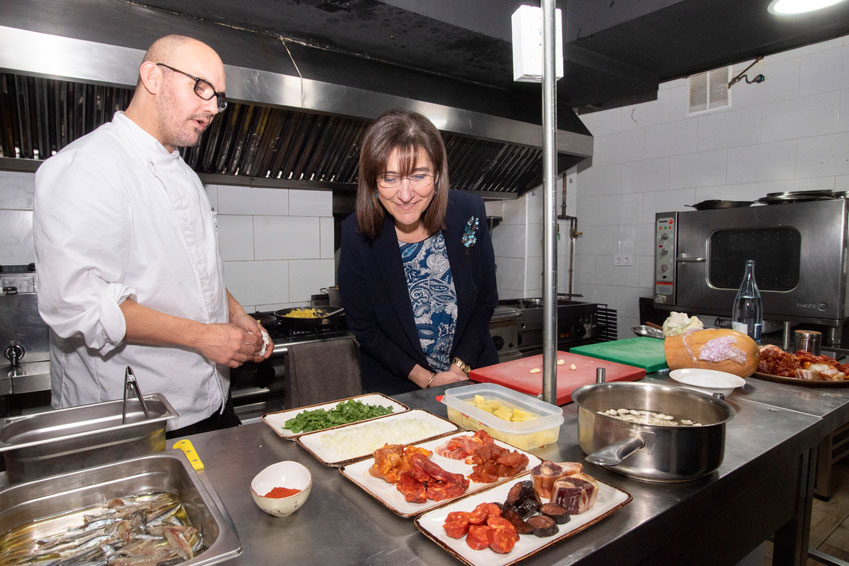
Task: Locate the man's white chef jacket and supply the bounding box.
[34,111,229,430]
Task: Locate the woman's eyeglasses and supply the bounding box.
[377,173,434,190]
[156,63,228,112]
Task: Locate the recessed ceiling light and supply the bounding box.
[768,0,848,15]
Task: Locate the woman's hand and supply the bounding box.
[429,367,469,388]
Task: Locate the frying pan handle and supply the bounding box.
[586,436,645,466]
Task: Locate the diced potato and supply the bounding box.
[493,407,513,421]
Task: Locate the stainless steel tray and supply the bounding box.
[0,452,241,565]
[0,393,178,483]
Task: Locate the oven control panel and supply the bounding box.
[654,213,677,303]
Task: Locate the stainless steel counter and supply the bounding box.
[169,379,831,566]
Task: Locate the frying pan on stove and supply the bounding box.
[273,306,345,330]
[686,200,752,210]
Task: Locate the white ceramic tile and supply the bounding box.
[798,44,849,97]
[697,107,762,150]
[637,255,655,288]
[576,163,621,196]
[797,132,849,177]
[641,189,696,224]
[621,158,670,193]
[0,171,35,210]
[579,225,620,256]
[575,195,599,226]
[840,89,849,132]
[0,211,34,265]
[573,253,596,285]
[669,150,727,188]
[758,177,835,195]
[255,302,290,312]
[495,256,525,293]
[762,92,841,142]
[523,189,544,222]
[633,225,655,255]
[218,186,289,215]
[289,189,332,217]
[491,224,526,259]
[620,89,669,131]
[526,222,543,258]
[579,108,622,136]
[596,256,639,287]
[584,281,617,308]
[484,200,503,217]
[254,216,320,260]
[617,285,654,319]
[727,140,797,184]
[217,215,254,261]
[320,217,334,259]
[836,175,849,191]
[598,194,643,226]
[203,184,218,212]
[645,119,698,158]
[694,183,760,203]
[668,84,690,122]
[500,196,527,225]
[497,288,525,301]
[223,260,289,307]
[525,255,543,293]
[617,315,640,340]
[731,58,800,108]
[593,129,645,165]
[288,259,335,303]
[660,78,688,92]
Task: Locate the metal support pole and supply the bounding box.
[541,0,558,405]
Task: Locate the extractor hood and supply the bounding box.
[0,0,594,198]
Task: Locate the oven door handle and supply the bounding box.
[675,256,706,263]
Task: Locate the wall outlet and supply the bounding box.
[614,255,633,266]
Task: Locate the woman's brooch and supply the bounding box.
[462,216,479,253]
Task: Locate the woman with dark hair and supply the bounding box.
[339,110,498,395]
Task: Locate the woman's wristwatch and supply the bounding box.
[452,357,471,375]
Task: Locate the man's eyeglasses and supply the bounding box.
[156,63,228,112]
[377,173,435,190]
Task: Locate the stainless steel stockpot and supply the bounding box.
[572,382,735,482]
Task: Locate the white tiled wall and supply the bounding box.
[572,34,849,337]
[0,170,334,313]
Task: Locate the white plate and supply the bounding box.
[415,475,631,566]
[340,432,542,518]
[669,368,746,396]
[296,409,457,466]
[262,393,409,440]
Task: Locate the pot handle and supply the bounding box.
[585,436,645,466]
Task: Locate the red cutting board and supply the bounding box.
[469,351,645,406]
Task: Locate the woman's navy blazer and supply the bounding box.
[339,190,498,395]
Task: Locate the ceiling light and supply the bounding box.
[768,0,848,15]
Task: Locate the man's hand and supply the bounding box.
[194,323,263,368]
[230,311,273,362]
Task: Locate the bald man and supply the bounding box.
[33,35,270,437]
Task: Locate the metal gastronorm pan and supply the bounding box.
[0,452,241,566]
[0,393,177,483]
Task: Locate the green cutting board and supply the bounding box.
[570,337,667,373]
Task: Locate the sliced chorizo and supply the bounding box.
[442,511,471,539]
[466,524,491,550]
[487,516,519,554]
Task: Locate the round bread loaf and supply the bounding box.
[664,328,759,377]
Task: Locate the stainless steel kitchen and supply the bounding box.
[2,1,849,565]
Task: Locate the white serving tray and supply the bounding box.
[296,409,457,467]
[261,393,409,440]
[340,431,542,518]
[415,475,631,566]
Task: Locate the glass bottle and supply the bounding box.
[732,259,763,343]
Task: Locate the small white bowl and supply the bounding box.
[669,368,746,396]
[250,461,312,517]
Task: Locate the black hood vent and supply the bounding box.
[0,16,592,197]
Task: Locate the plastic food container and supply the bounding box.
[440,383,564,450]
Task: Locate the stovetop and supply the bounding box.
[253,311,351,354]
